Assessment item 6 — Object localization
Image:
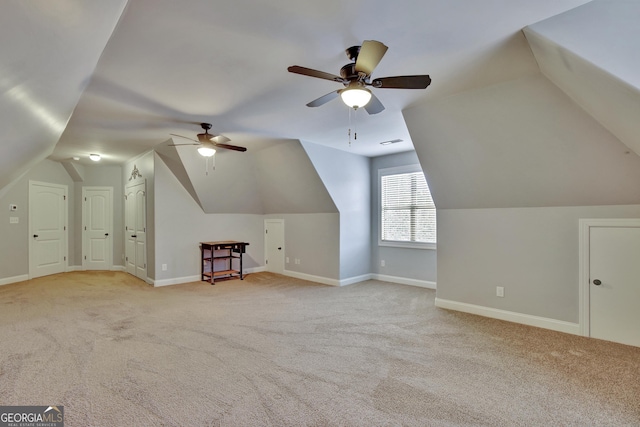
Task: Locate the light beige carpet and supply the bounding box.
[0,271,638,426]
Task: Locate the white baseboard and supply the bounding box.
[339,273,373,286]
[152,275,201,287]
[151,267,266,287]
[0,274,29,286]
[435,298,580,336]
[66,265,81,272]
[373,274,437,289]
[283,269,341,286]
[111,265,126,272]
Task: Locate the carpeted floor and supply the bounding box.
[0,271,638,426]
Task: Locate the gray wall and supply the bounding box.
[267,213,340,279]
[301,141,371,280]
[0,160,76,280]
[404,72,640,323]
[153,154,264,282]
[438,205,640,322]
[370,151,437,283]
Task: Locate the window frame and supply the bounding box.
[378,164,436,250]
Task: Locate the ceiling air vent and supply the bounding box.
[379,139,403,146]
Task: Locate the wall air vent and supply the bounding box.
[379,139,403,146]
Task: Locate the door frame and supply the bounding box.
[82,186,114,271]
[579,218,640,337]
[28,180,68,279]
[264,218,284,274]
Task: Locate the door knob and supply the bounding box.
[33,234,38,238]
[105,233,109,236]
[278,247,282,250]
[131,235,137,238]
[593,279,602,286]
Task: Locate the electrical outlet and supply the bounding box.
[162,264,167,271]
[380,259,385,267]
[286,257,289,263]
[496,286,504,297]
[9,217,18,224]
[295,258,300,265]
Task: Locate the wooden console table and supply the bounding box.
[200,241,249,284]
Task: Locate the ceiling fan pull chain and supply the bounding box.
[354,107,358,141]
[348,107,352,146]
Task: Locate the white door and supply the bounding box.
[125,181,147,280]
[265,219,284,274]
[589,225,640,347]
[83,187,113,270]
[29,181,68,279]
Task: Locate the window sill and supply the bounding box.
[379,241,436,250]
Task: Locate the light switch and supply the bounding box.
[10,217,19,224]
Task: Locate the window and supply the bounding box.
[379,165,436,249]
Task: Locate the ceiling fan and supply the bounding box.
[170,123,247,157]
[288,40,431,114]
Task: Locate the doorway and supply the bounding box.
[125,181,147,281]
[265,219,284,274]
[82,187,113,270]
[580,219,640,347]
[29,181,68,279]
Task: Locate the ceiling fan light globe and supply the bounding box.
[341,88,372,109]
[89,154,101,161]
[197,145,216,157]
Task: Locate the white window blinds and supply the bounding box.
[381,171,436,244]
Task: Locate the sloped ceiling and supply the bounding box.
[524,0,640,157]
[156,139,337,214]
[0,1,128,190]
[403,0,640,210]
[404,74,640,209]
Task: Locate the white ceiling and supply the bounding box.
[1,0,592,181]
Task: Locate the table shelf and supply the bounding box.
[200,241,249,285]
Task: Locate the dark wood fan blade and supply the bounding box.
[288,66,346,83]
[168,143,199,146]
[355,40,388,76]
[170,133,198,143]
[307,90,340,108]
[371,75,432,89]
[213,143,247,152]
[364,93,385,115]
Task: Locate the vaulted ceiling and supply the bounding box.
[2,0,639,208]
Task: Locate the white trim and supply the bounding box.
[377,164,436,248]
[111,265,126,272]
[153,275,201,287]
[578,218,640,337]
[0,275,29,286]
[283,269,340,286]
[151,267,266,287]
[435,298,580,335]
[373,274,436,289]
[340,273,373,286]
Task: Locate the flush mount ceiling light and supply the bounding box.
[340,83,372,109]
[197,141,216,157]
[89,154,101,161]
